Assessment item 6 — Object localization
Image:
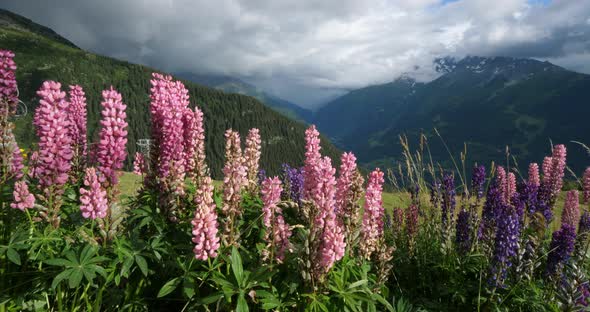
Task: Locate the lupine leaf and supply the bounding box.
[236,292,249,312]
[51,270,72,289]
[68,268,84,288]
[45,258,73,267]
[157,278,181,298]
[230,247,244,286]
[135,255,148,277]
[6,248,20,265]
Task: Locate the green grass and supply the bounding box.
[117,171,573,232]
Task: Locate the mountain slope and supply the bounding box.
[177,73,313,122]
[0,11,340,178]
[314,56,590,172]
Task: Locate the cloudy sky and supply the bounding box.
[1,0,589,107]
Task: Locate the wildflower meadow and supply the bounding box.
[2,49,590,311]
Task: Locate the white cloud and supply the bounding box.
[2,0,590,106]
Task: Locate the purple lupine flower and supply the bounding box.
[471,165,486,200]
[442,173,456,229]
[406,204,419,240]
[455,208,472,254]
[479,180,502,242]
[489,204,521,288]
[518,181,539,216]
[282,163,304,205]
[583,167,590,204]
[511,189,526,222]
[537,182,554,222]
[579,212,590,237]
[384,212,392,229]
[429,179,442,211]
[577,282,590,307]
[546,223,576,277]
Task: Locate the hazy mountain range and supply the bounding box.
[313,56,590,172]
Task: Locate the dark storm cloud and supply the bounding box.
[1,0,589,106]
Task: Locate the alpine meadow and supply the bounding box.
[2,2,590,312]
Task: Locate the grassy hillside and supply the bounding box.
[0,14,340,179]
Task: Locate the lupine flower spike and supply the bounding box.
[244,128,262,192]
[583,167,590,204]
[67,85,88,175]
[528,163,540,187]
[96,87,128,200]
[360,168,385,259]
[79,167,108,219]
[0,50,18,116]
[133,152,146,176]
[191,176,220,260]
[261,177,292,263]
[11,181,35,211]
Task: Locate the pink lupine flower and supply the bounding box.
[496,167,516,205]
[507,172,516,203]
[10,143,24,180]
[244,128,261,190]
[496,166,507,204]
[335,152,357,213]
[224,129,243,166]
[528,163,540,187]
[183,107,207,183]
[67,85,88,160]
[193,107,207,182]
[133,152,146,175]
[148,73,190,193]
[583,167,590,203]
[316,156,346,271]
[303,125,322,205]
[33,81,73,195]
[562,190,580,228]
[542,145,567,198]
[313,156,338,229]
[79,167,108,219]
[11,181,35,211]
[161,80,188,192]
[0,50,18,115]
[27,151,39,179]
[542,156,553,182]
[222,146,247,216]
[96,87,128,189]
[261,177,292,262]
[319,210,346,271]
[360,168,385,258]
[192,176,220,260]
[221,130,247,244]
